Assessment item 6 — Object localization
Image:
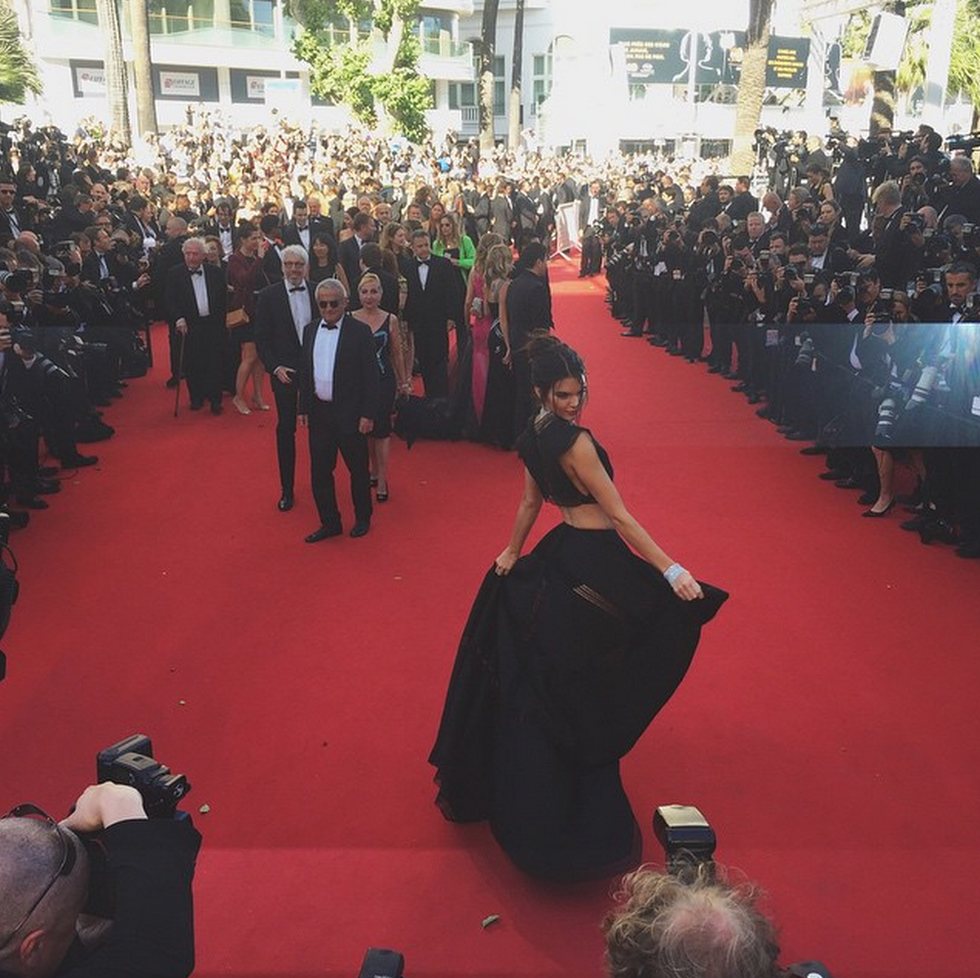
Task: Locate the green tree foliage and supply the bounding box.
[0,3,42,104]
[291,0,431,142]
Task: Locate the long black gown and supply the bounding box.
[429,412,728,881]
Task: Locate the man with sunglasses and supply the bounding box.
[298,278,380,542]
[0,783,199,977]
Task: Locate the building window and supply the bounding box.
[451,54,502,115]
[50,0,98,26]
[532,52,552,113]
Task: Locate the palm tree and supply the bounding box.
[477,0,500,155]
[508,0,524,149]
[129,0,158,137]
[96,0,131,143]
[730,0,773,175]
[0,3,42,104]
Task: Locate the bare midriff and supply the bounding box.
[559,503,614,530]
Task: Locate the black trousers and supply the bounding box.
[184,318,224,406]
[308,399,372,528]
[415,321,449,399]
[271,375,299,494]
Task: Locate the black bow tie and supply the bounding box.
[289,286,306,293]
[418,260,429,266]
[190,269,203,276]
[320,320,338,330]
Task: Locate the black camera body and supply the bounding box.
[653,804,717,879]
[96,734,191,819]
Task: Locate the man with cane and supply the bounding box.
[165,238,227,415]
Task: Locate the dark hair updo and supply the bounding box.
[526,331,587,405]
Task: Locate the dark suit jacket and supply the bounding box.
[402,255,456,333]
[349,267,399,314]
[254,278,318,375]
[0,206,31,246]
[298,313,380,432]
[338,236,368,294]
[281,223,316,253]
[309,214,337,240]
[164,262,227,330]
[505,269,553,346]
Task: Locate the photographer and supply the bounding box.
[0,782,199,978]
[934,156,980,225]
[603,863,834,978]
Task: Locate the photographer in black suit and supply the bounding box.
[402,230,456,398]
[254,245,317,512]
[0,783,199,978]
[298,279,380,542]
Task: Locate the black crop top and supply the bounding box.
[516,413,614,506]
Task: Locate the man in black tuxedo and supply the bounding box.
[281,199,315,254]
[259,214,284,283]
[298,279,380,542]
[0,177,32,247]
[338,212,375,291]
[165,237,227,414]
[402,229,456,397]
[505,241,554,432]
[254,244,318,512]
[305,194,336,240]
[727,176,759,222]
[201,199,236,261]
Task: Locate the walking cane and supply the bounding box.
[173,328,187,418]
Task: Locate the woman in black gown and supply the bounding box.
[430,334,727,881]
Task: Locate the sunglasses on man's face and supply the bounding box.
[318,299,342,309]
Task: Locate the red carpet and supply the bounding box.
[4,263,978,977]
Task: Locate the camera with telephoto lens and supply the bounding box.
[96,734,191,819]
[795,334,816,368]
[874,396,901,440]
[0,269,35,295]
[356,948,405,978]
[872,287,894,321]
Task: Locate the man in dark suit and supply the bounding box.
[348,242,399,314]
[305,194,337,241]
[281,199,315,254]
[200,199,236,261]
[338,212,375,290]
[727,176,759,222]
[259,214,284,283]
[505,241,554,432]
[298,278,380,542]
[254,244,318,512]
[0,176,32,247]
[402,229,456,398]
[165,237,227,414]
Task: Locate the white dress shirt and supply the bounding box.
[286,280,311,345]
[313,318,342,401]
[190,269,210,317]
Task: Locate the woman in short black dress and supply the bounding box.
[350,272,409,502]
[430,334,727,881]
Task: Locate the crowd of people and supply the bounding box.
[598,124,980,560]
[1,113,978,551]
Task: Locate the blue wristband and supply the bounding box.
[663,563,687,585]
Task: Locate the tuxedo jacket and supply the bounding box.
[402,255,455,330]
[505,269,553,344]
[0,206,32,246]
[281,223,316,253]
[298,313,380,432]
[338,236,367,294]
[349,267,399,315]
[164,262,227,330]
[254,278,318,375]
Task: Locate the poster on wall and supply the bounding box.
[71,62,106,97]
[159,70,201,98]
[246,75,267,100]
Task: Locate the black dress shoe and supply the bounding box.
[349,520,370,538]
[834,477,861,489]
[15,495,48,509]
[39,465,59,477]
[277,493,294,512]
[210,401,223,415]
[955,541,980,558]
[731,382,749,393]
[620,330,643,337]
[305,524,342,543]
[720,370,739,379]
[746,393,762,405]
[901,512,936,531]
[818,469,848,481]
[190,400,203,411]
[59,453,98,468]
[707,365,723,374]
[33,480,61,495]
[648,337,668,347]
[799,445,827,456]
[166,377,179,389]
[785,430,814,441]
[1,509,29,529]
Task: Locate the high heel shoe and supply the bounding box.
[862,500,895,518]
[251,399,270,411]
[370,476,378,488]
[232,396,251,415]
[375,485,389,503]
